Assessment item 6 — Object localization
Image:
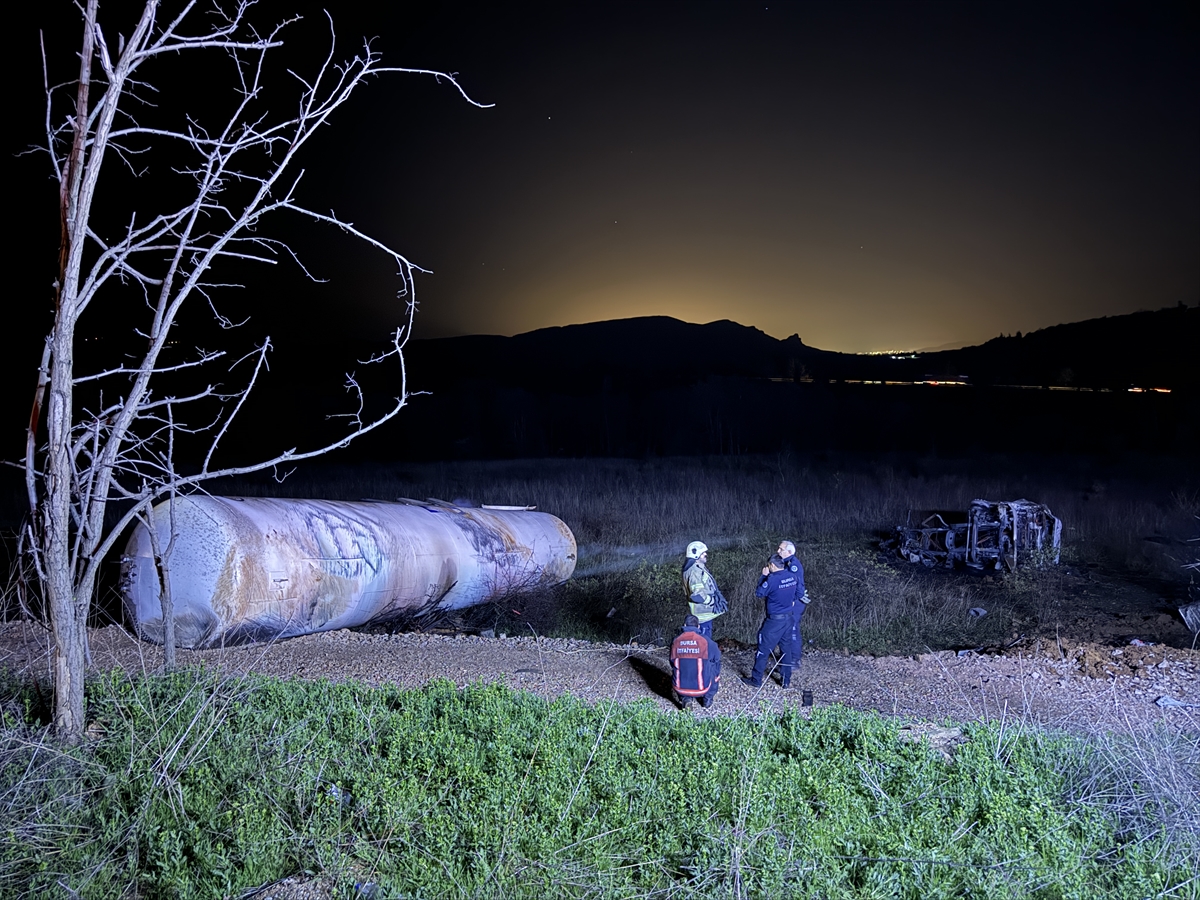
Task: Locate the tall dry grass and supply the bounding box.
[203,452,1198,653]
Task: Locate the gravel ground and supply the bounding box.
[3,620,1197,735]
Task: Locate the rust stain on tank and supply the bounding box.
[213,545,241,625]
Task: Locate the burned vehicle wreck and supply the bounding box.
[889,499,1062,571]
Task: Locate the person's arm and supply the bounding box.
[755,576,772,600]
[709,584,728,613]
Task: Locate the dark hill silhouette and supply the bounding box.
[406,317,834,390]
[942,305,1197,390]
[4,304,1195,475]
[343,304,1195,461]
[403,304,1197,393]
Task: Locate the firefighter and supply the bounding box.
[670,614,721,708]
[742,553,799,688]
[681,541,728,639]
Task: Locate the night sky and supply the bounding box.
[11,1,1199,354]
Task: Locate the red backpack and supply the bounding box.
[671,630,717,696]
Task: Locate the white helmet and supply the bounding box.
[686,540,708,559]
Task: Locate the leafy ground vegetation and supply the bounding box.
[1,670,1196,899]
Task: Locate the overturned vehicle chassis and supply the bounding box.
[892,499,1062,571]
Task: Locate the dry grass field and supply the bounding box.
[164,451,1200,657]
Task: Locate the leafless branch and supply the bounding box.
[73,351,224,384]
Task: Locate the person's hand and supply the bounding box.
[761,566,770,577]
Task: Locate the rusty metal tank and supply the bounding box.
[120,496,577,648]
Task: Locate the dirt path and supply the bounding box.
[2,621,1197,735]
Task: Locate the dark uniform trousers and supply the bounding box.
[750,612,794,685]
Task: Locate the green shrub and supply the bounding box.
[0,670,1191,898]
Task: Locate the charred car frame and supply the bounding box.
[889,499,1062,571]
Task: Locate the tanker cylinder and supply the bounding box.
[120,496,577,648]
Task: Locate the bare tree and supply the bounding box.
[22,0,489,738]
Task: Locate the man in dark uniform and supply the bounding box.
[670,614,721,708]
[772,540,811,681]
[777,540,808,678]
[742,553,799,688]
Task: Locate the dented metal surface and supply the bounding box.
[890,499,1062,571]
[120,496,577,648]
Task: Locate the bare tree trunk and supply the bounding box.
[47,580,86,736]
[46,365,86,734]
[42,0,95,738]
[46,309,89,736]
